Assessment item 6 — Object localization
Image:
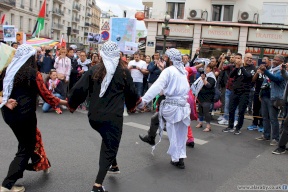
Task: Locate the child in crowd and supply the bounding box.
[42,69,65,114]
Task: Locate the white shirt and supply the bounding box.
[128,60,147,83]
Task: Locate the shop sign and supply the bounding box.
[157,24,194,37]
[248,28,288,44]
[201,26,239,40]
[246,47,288,56]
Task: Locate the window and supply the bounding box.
[39,1,42,10]
[68,22,70,26]
[167,2,184,19]
[20,16,23,30]
[212,5,234,21]
[29,19,32,31]
[20,0,24,5]
[35,0,37,7]
[11,14,14,25]
[68,9,71,14]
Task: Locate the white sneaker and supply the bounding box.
[217,115,224,121]
[1,186,25,192]
[234,121,238,127]
[61,105,67,110]
[123,108,129,117]
[218,119,228,125]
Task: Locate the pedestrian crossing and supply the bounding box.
[124,122,209,145]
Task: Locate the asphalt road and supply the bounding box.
[0,108,287,192]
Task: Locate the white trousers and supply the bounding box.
[166,121,188,162]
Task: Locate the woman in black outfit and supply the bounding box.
[68,42,140,192]
[195,64,216,132]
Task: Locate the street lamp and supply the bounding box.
[162,12,170,53]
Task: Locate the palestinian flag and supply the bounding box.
[32,0,46,37]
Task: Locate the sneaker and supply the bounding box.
[55,108,62,114]
[258,126,264,133]
[43,168,50,174]
[139,134,156,146]
[222,127,234,133]
[234,121,238,128]
[218,119,228,125]
[247,125,257,131]
[108,166,120,174]
[234,129,241,135]
[272,147,286,155]
[186,138,195,148]
[61,105,67,110]
[170,158,185,169]
[270,139,278,146]
[0,186,25,192]
[255,135,269,141]
[91,186,107,192]
[217,115,224,121]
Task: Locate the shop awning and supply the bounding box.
[246,42,288,49]
[155,36,193,41]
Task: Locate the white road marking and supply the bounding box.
[124,122,209,145]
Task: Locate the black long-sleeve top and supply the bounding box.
[68,64,140,122]
[230,65,256,94]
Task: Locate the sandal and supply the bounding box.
[195,124,203,128]
[203,127,211,132]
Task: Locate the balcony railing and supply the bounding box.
[53,23,64,30]
[52,9,64,16]
[72,17,80,23]
[87,2,92,7]
[70,38,79,43]
[0,0,16,9]
[86,13,92,17]
[53,0,65,4]
[72,29,79,34]
[72,4,80,12]
[84,32,88,36]
[85,22,90,27]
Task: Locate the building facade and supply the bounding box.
[0,0,101,50]
[142,0,288,60]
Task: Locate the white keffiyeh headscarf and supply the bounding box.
[165,48,186,75]
[99,41,120,97]
[0,44,36,108]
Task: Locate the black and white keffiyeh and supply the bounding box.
[0,44,36,108]
[165,48,186,75]
[99,41,120,97]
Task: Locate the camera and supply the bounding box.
[282,64,286,69]
[132,65,136,69]
[199,71,205,75]
[225,56,231,60]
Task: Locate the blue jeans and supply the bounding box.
[223,89,238,121]
[42,93,64,112]
[261,97,280,141]
[134,82,143,97]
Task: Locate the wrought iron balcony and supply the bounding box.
[0,0,16,9]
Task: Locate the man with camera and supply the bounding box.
[256,55,286,146]
[128,52,148,97]
[222,53,256,135]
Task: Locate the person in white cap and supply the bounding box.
[138,48,191,169]
[68,41,140,192]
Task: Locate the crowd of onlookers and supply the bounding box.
[4,40,288,155]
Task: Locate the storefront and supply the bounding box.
[155,23,194,55]
[200,25,240,58]
[246,28,288,61]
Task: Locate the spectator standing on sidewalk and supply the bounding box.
[256,55,286,146]
[222,53,256,135]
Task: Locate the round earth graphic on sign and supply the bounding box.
[101,31,110,40]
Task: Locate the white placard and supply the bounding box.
[261,3,288,24]
[3,25,16,42]
[201,26,240,40]
[248,28,288,44]
[157,24,194,37]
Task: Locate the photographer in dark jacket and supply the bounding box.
[147,52,162,86]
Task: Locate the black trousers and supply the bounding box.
[148,112,159,137]
[252,93,263,126]
[2,115,37,189]
[229,91,250,130]
[279,114,288,148]
[89,118,122,184]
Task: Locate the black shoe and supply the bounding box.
[139,134,156,146]
[222,127,234,133]
[233,129,241,135]
[107,166,120,174]
[91,186,107,192]
[186,141,195,148]
[272,147,286,155]
[170,158,185,169]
